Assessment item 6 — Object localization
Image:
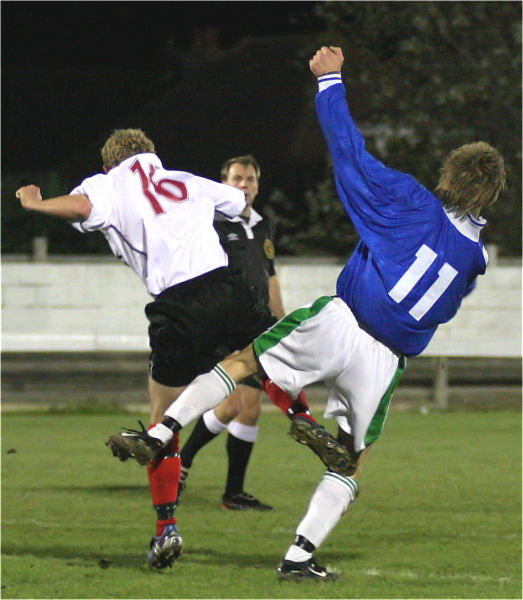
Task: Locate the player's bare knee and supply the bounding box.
[226,390,243,418]
[214,395,240,423]
[237,391,261,425]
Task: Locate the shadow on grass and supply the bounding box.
[14,484,240,511]
[182,546,361,568]
[18,484,148,494]
[46,402,132,415]
[3,543,361,572]
[2,545,147,570]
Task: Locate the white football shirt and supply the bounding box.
[71,153,246,295]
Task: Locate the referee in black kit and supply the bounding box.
[179,154,287,510]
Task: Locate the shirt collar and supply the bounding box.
[116,153,162,170]
[445,209,486,241]
[229,207,263,227]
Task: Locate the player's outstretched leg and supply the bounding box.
[290,416,356,475]
[147,524,183,569]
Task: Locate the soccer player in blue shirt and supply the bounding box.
[110,46,506,579]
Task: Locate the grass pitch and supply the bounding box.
[1,409,521,599]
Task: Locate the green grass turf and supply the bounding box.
[1,410,521,599]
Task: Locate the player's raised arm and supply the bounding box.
[310,47,368,166]
[16,184,92,221]
[310,46,417,236]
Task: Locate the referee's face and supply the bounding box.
[224,163,259,209]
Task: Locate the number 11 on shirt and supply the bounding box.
[388,244,458,321]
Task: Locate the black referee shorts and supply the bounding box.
[145,267,276,387]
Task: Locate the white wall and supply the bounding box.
[2,257,521,357]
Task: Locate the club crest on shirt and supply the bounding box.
[263,239,275,259]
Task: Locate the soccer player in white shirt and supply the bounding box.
[16,129,324,569]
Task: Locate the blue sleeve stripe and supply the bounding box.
[318,72,342,81]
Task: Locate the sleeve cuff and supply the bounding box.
[317,72,343,92]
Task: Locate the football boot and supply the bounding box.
[147,524,183,569]
[290,416,357,475]
[106,420,164,465]
[221,492,273,511]
[277,556,338,581]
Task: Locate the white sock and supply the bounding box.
[227,421,258,443]
[284,544,313,563]
[164,365,236,428]
[203,409,228,435]
[284,472,359,561]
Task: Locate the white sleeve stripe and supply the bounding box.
[317,73,342,92]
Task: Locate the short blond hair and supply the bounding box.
[101,129,155,170]
[435,142,506,216]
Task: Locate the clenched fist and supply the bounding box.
[309,46,344,77]
[16,184,42,211]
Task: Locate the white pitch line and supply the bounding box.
[363,567,511,585]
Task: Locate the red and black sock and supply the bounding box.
[147,428,181,536]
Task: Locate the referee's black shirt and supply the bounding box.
[214,209,276,307]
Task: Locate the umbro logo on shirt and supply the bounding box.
[227,233,240,242]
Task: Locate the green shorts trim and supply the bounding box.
[253,296,334,357]
[364,355,406,446]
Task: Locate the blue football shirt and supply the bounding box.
[315,76,488,356]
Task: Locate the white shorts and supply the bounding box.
[253,296,405,452]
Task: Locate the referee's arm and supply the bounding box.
[268,275,285,320]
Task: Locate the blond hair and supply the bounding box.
[101,129,155,170]
[434,142,506,217]
[220,154,261,182]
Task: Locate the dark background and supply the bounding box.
[3,2,322,171]
[2,1,521,257]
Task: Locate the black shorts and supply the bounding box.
[145,267,276,387]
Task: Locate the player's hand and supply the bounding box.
[16,184,42,210]
[309,46,344,77]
